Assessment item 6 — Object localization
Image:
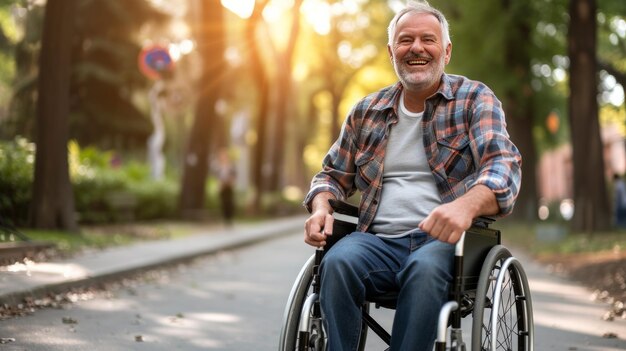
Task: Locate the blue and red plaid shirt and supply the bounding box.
[304,73,522,232]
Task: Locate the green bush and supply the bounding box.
[130,179,178,220]
[70,145,179,223]
[73,168,128,223]
[0,138,180,225]
[0,137,35,226]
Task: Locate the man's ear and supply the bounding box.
[387,44,393,61]
[444,43,452,65]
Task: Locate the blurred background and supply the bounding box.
[0,0,624,237]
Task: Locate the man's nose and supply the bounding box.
[410,39,425,54]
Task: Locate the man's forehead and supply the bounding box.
[395,11,441,33]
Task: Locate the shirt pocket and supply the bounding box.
[436,132,474,183]
[355,150,377,190]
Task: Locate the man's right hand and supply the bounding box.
[303,192,336,248]
[304,210,334,247]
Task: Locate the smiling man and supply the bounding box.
[303,1,522,350]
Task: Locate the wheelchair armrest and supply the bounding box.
[324,199,359,252]
[472,216,495,228]
[328,199,359,217]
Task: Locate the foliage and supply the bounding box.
[69,142,179,223]
[3,2,43,141]
[22,228,136,252]
[0,137,34,225]
[129,178,178,220]
[0,137,181,225]
[6,0,171,149]
[69,0,171,149]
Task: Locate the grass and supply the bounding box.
[17,221,221,254]
[20,228,141,253]
[14,215,278,255]
[497,220,626,256]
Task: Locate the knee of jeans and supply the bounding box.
[320,249,353,275]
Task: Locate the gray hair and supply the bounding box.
[387,0,451,47]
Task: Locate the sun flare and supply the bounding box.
[221,0,333,36]
[221,0,254,19]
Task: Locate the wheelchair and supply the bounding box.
[279,200,534,350]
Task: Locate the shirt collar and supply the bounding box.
[437,73,455,101]
[371,73,455,113]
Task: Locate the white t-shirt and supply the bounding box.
[370,92,441,237]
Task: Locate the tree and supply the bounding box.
[267,0,303,193]
[568,0,611,232]
[501,0,539,221]
[69,0,169,149]
[178,0,225,219]
[247,0,271,213]
[30,0,77,231]
[320,2,392,142]
[7,0,169,150]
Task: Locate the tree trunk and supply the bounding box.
[30,0,77,231]
[248,0,270,213]
[267,0,303,193]
[502,0,538,222]
[567,0,611,232]
[178,0,225,219]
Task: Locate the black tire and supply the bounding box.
[278,254,369,351]
[471,245,534,350]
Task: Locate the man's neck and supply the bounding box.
[402,82,440,113]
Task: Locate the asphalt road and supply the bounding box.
[0,232,624,350]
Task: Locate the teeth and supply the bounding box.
[408,60,428,65]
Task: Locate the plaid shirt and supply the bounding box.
[304,73,522,232]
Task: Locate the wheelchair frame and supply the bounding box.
[279,200,534,350]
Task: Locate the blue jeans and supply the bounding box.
[320,232,454,351]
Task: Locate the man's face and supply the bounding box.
[388,12,451,93]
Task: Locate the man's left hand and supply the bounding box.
[419,184,499,244]
[418,201,472,244]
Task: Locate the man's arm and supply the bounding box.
[418,184,498,244]
[304,192,337,247]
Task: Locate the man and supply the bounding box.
[303,1,522,350]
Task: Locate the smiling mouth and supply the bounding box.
[407,59,429,66]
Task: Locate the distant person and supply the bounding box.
[614,174,626,228]
[216,149,236,226]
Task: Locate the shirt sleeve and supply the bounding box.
[467,90,523,216]
[303,112,360,213]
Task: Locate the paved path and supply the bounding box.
[517,247,626,350]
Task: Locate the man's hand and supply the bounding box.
[304,192,336,248]
[304,210,334,247]
[418,201,472,244]
[419,185,499,244]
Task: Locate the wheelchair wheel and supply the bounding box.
[471,245,534,351]
[278,254,318,350]
[278,253,369,351]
